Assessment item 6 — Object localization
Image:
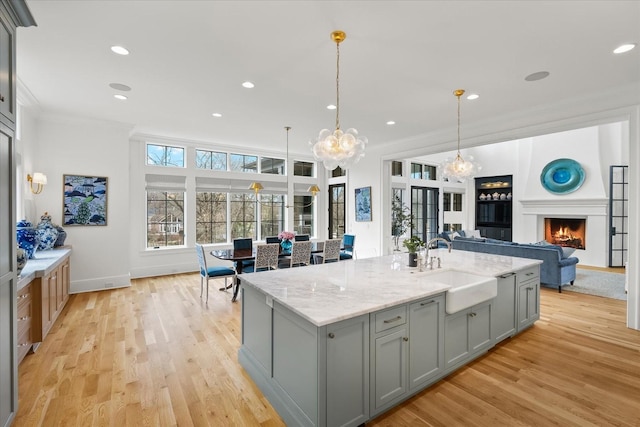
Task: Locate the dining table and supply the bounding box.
[211,241,326,302]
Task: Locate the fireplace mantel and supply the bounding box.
[520,198,608,217]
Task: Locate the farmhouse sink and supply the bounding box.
[425,269,498,314]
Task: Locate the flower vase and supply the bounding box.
[36,212,59,251]
[280,239,292,253]
[17,220,38,259]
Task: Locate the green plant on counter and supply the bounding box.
[403,235,424,254]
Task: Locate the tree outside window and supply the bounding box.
[147,191,184,247]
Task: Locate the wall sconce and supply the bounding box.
[27,173,47,194]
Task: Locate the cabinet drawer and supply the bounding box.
[374,305,407,334]
[17,296,31,320]
[17,316,31,344]
[518,266,539,284]
[17,284,31,301]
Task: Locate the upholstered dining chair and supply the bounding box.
[265,236,281,244]
[294,234,310,241]
[195,244,236,303]
[340,234,356,260]
[233,237,254,272]
[252,243,280,272]
[313,238,342,264]
[289,241,313,268]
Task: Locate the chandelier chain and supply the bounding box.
[335,41,340,131]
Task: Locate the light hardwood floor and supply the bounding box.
[15,273,640,426]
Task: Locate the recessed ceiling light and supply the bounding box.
[327,104,337,110]
[109,83,131,91]
[524,71,550,82]
[613,43,636,54]
[466,94,479,100]
[114,94,127,100]
[242,81,255,89]
[386,120,396,125]
[110,45,129,55]
[212,113,222,118]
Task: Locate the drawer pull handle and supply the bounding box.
[17,294,29,300]
[527,287,534,291]
[420,300,435,306]
[0,94,4,102]
[403,337,409,342]
[526,272,534,276]
[18,343,30,347]
[328,332,335,339]
[383,315,402,324]
[469,312,477,317]
[18,316,29,321]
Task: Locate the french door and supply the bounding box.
[411,186,439,244]
[609,165,628,267]
[328,183,345,239]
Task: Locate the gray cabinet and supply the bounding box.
[444,300,493,370]
[518,275,540,331]
[326,315,369,427]
[408,296,444,390]
[1,3,35,426]
[492,272,517,344]
[370,295,445,416]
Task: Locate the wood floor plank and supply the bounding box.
[15,274,640,426]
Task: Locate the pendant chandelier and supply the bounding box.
[440,89,481,182]
[250,126,320,207]
[310,30,367,171]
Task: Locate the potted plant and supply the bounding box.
[391,195,413,252]
[403,235,424,267]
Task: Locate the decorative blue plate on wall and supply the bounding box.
[540,158,585,194]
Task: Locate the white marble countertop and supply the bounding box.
[17,247,72,291]
[240,249,542,326]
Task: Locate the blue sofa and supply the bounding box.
[450,236,579,292]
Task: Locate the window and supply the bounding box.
[147,191,184,247]
[452,193,462,211]
[294,196,314,235]
[330,166,345,178]
[295,161,315,177]
[196,192,227,243]
[196,150,227,170]
[443,193,451,211]
[260,194,285,237]
[391,161,403,177]
[261,157,285,174]
[424,165,437,180]
[147,144,184,167]
[411,162,437,180]
[444,223,462,232]
[411,163,422,179]
[230,193,257,239]
[230,153,258,173]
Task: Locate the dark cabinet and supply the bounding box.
[475,175,512,242]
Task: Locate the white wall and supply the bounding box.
[23,110,133,293]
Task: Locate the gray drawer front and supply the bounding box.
[374,306,407,333]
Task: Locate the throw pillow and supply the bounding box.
[561,247,576,258]
[451,231,461,240]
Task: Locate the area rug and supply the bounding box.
[564,269,627,300]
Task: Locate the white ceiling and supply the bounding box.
[16,1,640,158]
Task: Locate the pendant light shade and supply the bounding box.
[310,31,367,171]
[440,89,481,182]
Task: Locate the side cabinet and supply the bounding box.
[492,272,517,344]
[444,299,493,371]
[408,295,444,391]
[517,266,540,331]
[32,255,71,344]
[16,283,33,363]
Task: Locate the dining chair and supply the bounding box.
[294,234,310,241]
[313,238,342,264]
[265,236,281,244]
[340,234,355,260]
[289,241,313,268]
[233,237,255,271]
[252,243,280,272]
[195,244,236,303]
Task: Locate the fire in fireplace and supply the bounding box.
[544,218,586,249]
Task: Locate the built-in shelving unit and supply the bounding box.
[475,175,513,241]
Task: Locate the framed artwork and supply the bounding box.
[63,175,108,226]
[355,186,372,222]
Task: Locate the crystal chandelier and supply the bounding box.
[310,31,367,171]
[440,89,481,182]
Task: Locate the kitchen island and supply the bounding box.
[239,250,541,427]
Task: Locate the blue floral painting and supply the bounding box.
[355,186,372,222]
[63,175,108,226]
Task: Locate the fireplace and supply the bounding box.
[544,218,586,249]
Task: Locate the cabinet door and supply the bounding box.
[492,273,517,344]
[61,260,70,304]
[469,301,492,353]
[49,269,58,320]
[372,327,408,411]
[326,314,369,427]
[408,295,444,390]
[0,12,15,125]
[40,274,52,336]
[445,309,470,368]
[517,281,540,331]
